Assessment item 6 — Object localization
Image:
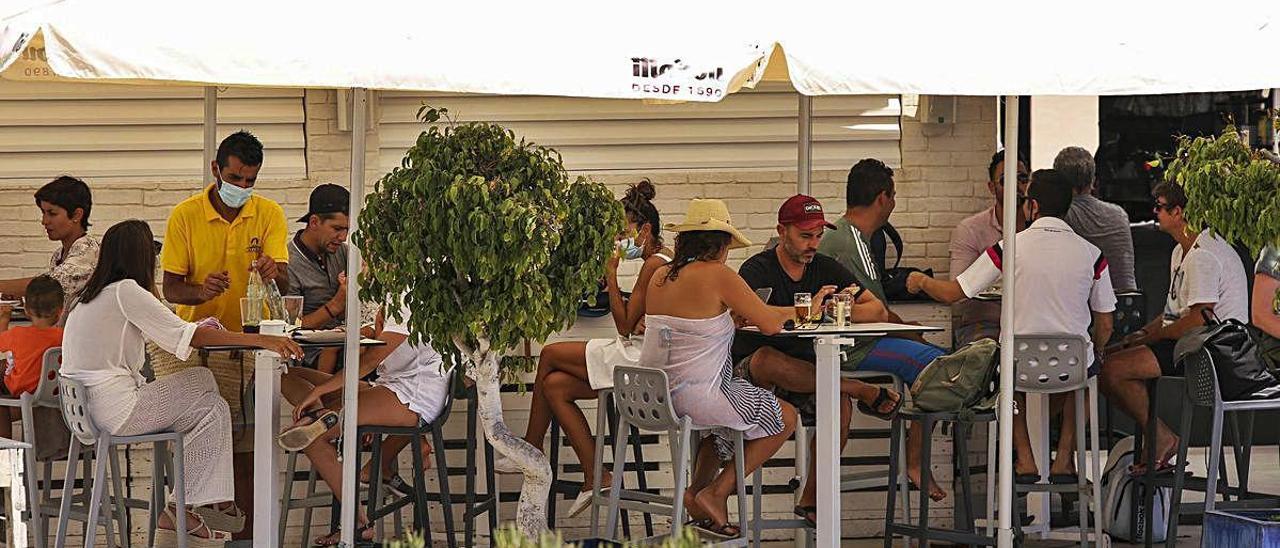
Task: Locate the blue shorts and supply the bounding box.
[847,337,947,384]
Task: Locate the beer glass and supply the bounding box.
[793,292,813,327]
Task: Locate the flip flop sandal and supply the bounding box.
[278,409,340,452]
[793,505,817,529]
[856,387,903,421]
[690,519,741,541]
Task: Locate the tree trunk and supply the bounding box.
[463,344,552,537]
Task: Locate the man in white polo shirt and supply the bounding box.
[1099,180,1248,474]
[907,168,1115,482]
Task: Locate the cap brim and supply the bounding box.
[297,212,312,223]
[792,218,837,231]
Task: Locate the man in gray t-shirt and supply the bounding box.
[288,184,350,329]
[1055,146,1137,292]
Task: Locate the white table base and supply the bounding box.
[815,337,841,546]
[253,350,284,546]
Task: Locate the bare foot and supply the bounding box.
[1129,434,1179,476]
[905,464,946,501]
[314,525,373,545]
[691,487,737,533]
[682,488,709,521]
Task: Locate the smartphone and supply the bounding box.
[754,288,773,303]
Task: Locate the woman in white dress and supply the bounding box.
[61,220,303,546]
[641,199,800,540]
[278,303,452,545]
[497,180,672,516]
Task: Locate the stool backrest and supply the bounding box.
[57,374,98,445]
[612,365,680,433]
[1183,347,1221,407]
[31,347,63,407]
[1013,334,1090,393]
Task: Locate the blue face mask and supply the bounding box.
[618,235,645,260]
[217,178,253,208]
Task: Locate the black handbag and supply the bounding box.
[870,223,933,302]
[1175,309,1280,401]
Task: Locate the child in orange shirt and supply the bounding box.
[0,275,65,439]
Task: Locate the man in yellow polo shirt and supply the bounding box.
[159,130,289,538]
[162,130,290,326]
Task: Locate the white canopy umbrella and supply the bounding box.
[0,2,772,544]
[6,0,1280,544]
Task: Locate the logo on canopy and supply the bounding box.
[629,56,725,99]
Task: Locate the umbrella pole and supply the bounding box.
[340,87,368,548]
[202,86,217,186]
[996,95,1020,548]
[798,94,812,194]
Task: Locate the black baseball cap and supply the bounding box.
[298,184,350,223]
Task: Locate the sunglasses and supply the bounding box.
[152,240,163,256]
[1153,201,1177,212]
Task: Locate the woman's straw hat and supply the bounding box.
[665,198,752,250]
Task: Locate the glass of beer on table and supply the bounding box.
[793,292,813,327]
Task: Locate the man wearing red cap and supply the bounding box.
[731,195,946,523]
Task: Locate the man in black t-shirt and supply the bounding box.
[732,195,899,525]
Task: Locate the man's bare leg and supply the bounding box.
[795,395,854,524]
[1100,346,1179,470]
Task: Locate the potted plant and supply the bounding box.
[357,107,624,536]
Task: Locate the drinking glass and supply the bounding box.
[240,297,263,333]
[832,293,852,328]
[793,292,813,327]
[282,296,305,328]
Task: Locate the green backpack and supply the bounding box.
[909,338,1000,414]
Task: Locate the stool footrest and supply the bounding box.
[596,489,669,506]
[612,499,673,515]
[1015,482,1096,493]
[886,523,996,546]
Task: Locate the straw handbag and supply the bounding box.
[146,342,253,430]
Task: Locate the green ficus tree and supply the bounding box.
[1170,124,1280,255]
[357,108,625,535]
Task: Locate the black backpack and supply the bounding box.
[1176,309,1280,401]
[869,223,933,302]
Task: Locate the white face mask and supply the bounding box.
[217,178,253,208]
